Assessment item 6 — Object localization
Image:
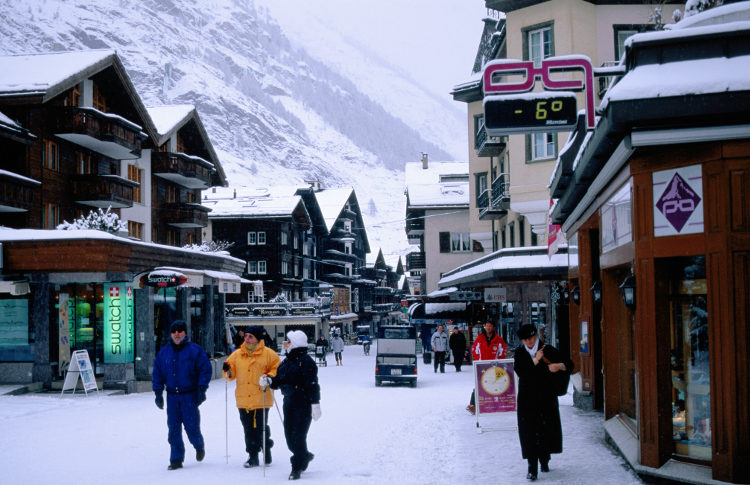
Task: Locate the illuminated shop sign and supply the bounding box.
[482,56,595,135]
[103,283,134,364]
[142,271,187,288]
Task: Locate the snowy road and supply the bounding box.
[0,343,642,484]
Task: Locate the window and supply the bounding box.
[186,233,195,245]
[128,221,143,240]
[501,227,506,249]
[476,173,488,208]
[65,86,81,107]
[281,231,288,245]
[258,261,267,274]
[186,191,196,203]
[519,218,526,247]
[247,261,257,274]
[525,24,553,66]
[531,231,538,246]
[77,152,93,175]
[473,114,485,148]
[509,222,515,248]
[281,261,289,276]
[43,203,59,229]
[344,220,352,232]
[527,132,556,161]
[176,133,186,153]
[293,234,298,249]
[127,165,142,204]
[165,185,177,203]
[257,231,266,245]
[166,230,178,246]
[440,232,471,253]
[42,139,59,171]
[345,264,352,276]
[92,83,107,112]
[613,24,653,61]
[345,243,351,254]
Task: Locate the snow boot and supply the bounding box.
[167,461,183,470]
[196,449,205,462]
[289,469,301,480]
[264,440,273,465]
[244,454,259,468]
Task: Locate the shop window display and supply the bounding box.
[665,256,710,460]
[0,297,33,361]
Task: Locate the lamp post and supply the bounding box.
[590,280,602,304]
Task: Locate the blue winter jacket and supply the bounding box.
[152,339,212,394]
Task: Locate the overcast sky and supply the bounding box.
[257,0,490,99]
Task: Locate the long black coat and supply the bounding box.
[449,331,467,355]
[513,343,573,459]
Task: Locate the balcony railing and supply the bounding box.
[152,151,214,189]
[406,212,425,234]
[477,189,489,210]
[491,173,510,209]
[53,107,144,160]
[475,125,506,157]
[0,171,38,212]
[72,174,137,209]
[406,252,426,271]
[162,202,210,228]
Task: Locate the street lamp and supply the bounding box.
[590,280,602,304]
[619,275,636,309]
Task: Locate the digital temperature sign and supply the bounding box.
[483,92,577,135]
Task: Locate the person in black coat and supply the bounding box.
[513,324,573,481]
[262,330,321,481]
[448,327,467,372]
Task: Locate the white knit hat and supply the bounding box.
[287,330,308,349]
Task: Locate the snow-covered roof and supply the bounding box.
[0,110,25,132]
[205,193,305,218]
[438,246,568,287]
[407,182,469,207]
[0,49,114,97]
[146,105,195,137]
[314,187,354,232]
[0,169,41,185]
[404,161,468,186]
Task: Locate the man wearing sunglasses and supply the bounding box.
[152,320,213,470]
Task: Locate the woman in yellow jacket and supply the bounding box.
[223,326,280,468]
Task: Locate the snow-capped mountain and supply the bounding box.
[0,0,466,263]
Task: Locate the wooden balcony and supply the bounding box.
[53,107,144,160]
[161,202,210,228]
[406,210,424,242]
[0,170,39,212]
[152,152,214,189]
[406,252,426,271]
[475,125,506,157]
[72,174,137,209]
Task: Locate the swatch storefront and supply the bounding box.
[0,229,244,392]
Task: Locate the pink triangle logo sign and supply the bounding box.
[655,173,701,233]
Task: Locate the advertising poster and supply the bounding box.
[474,359,516,415]
[58,293,71,372]
[103,283,134,363]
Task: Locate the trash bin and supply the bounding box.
[423,351,432,364]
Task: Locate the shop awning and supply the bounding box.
[134,266,245,293]
[425,286,457,298]
[229,318,319,327]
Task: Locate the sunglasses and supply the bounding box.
[171,328,186,334]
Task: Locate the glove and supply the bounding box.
[154,391,164,410]
[222,362,231,372]
[195,386,207,406]
[311,403,322,421]
[258,375,271,388]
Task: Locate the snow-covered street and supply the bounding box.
[1,343,641,485]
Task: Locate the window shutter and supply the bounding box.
[439,232,450,253]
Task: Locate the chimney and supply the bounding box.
[306,180,322,192]
[421,152,428,169]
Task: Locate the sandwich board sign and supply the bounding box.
[60,349,99,397]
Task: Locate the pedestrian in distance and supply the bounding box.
[222,325,280,469]
[232,328,245,350]
[331,333,345,366]
[466,321,507,414]
[430,324,449,373]
[152,320,212,470]
[514,324,573,481]
[449,326,467,372]
[263,330,322,481]
[361,334,371,355]
[315,335,329,354]
[262,328,276,352]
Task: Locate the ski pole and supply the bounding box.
[262,386,267,477]
[273,389,284,425]
[225,377,229,464]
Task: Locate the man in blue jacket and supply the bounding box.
[152,320,213,470]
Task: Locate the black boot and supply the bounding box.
[289,469,301,480]
[196,449,205,462]
[540,457,550,472]
[168,461,183,470]
[264,444,272,465]
[301,452,315,471]
[244,454,259,468]
[527,459,538,481]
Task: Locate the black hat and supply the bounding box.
[516,324,537,340]
[246,325,264,341]
[169,320,187,333]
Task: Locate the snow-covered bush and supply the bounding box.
[684,0,724,17]
[182,240,235,252]
[57,207,124,234]
[269,293,289,303]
